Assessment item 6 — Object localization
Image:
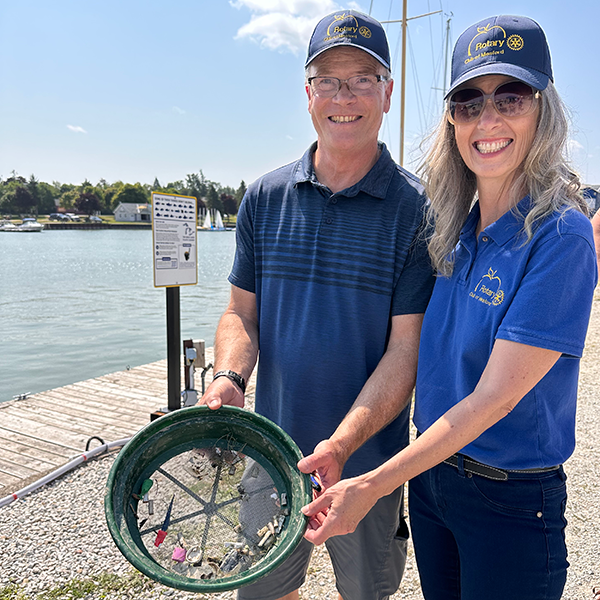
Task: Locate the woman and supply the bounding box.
[299,15,597,600]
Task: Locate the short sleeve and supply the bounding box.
[497,231,597,357]
[228,191,256,293]
[392,229,435,315]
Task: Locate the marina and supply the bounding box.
[0,348,257,494]
[0,228,235,403]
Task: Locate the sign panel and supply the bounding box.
[152,192,198,287]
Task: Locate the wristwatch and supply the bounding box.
[213,370,246,394]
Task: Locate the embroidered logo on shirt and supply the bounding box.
[469,268,505,306]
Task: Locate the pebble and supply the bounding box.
[0,292,598,599]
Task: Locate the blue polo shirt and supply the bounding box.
[230,143,435,477]
[415,197,597,469]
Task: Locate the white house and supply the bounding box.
[114,203,152,222]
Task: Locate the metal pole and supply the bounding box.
[400,0,407,166]
[382,8,443,166]
[443,16,452,97]
[166,286,181,411]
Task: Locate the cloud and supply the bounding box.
[230,0,361,54]
[172,106,186,115]
[567,139,584,154]
[67,125,87,134]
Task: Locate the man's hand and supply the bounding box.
[300,475,379,546]
[297,439,347,490]
[198,376,244,410]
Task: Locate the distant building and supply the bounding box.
[114,203,152,222]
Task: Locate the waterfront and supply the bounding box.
[0,229,235,402]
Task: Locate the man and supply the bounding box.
[201,10,434,600]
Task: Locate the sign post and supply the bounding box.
[151,192,198,416]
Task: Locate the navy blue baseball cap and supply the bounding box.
[446,15,553,98]
[306,10,391,70]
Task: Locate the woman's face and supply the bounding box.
[451,74,539,192]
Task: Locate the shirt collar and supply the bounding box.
[292,142,396,199]
[460,195,533,247]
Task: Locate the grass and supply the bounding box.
[0,570,158,600]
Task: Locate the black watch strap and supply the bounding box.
[213,370,246,394]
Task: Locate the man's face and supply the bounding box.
[306,46,393,155]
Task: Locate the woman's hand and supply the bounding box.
[300,475,380,546]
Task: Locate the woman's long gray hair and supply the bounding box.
[419,81,588,277]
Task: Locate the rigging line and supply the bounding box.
[427,0,436,77]
[407,27,425,137]
[369,0,374,15]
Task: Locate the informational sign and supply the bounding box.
[152,192,198,287]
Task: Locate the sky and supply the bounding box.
[1,0,599,190]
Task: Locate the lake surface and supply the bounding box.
[0,229,236,402]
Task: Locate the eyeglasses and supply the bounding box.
[307,74,388,98]
[447,81,541,125]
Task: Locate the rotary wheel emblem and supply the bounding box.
[507,35,524,51]
[492,290,505,306]
[359,26,371,38]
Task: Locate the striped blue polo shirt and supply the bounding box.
[230,143,434,477]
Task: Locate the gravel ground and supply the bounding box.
[1,290,598,600]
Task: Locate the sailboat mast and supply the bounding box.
[400,0,407,167]
[382,4,442,167]
[443,16,452,97]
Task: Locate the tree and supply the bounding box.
[38,182,58,214]
[185,171,209,201]
[112,183,149,207]
[14,186,36,214]
[205,184,223,213]
[27,175,41,214]
[235,180,247,208]
[59,189,79,210]
[76,191,102,216]
[220,193,237,215]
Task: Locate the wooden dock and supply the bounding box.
[0,349,256,494]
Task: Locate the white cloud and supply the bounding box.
[67,125,87,134]
[567,139,584,154]
[172,106,186,115]
[230,0,362,55]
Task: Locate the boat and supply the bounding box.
[198,210,227,231]
[200,212,212,230]
[0,220,18,231]
[0,218,44,232]
[214,211,225,230]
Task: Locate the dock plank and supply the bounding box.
[0,352,250,495]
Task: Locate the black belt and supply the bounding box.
[443,454,560,481]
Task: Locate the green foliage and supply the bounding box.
[0,584,26,600]
[35,571,157,599]
[205,183,223,212]
[1,168,240,217]
[75,191,102,215]
[15,186,36,214]
[112,183,149,207]
[58,189,79,210]
[235,180,247,208]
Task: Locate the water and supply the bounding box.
[0,229,236,403]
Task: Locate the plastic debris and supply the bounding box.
[154,494,174,547]
[140,479,154,497]
[172,546,187,562]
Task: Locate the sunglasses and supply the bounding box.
[447,81,541,125]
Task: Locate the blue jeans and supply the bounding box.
[409,457,568,600]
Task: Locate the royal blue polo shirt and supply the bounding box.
[230,143,435,477]
[415,197,597,469]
